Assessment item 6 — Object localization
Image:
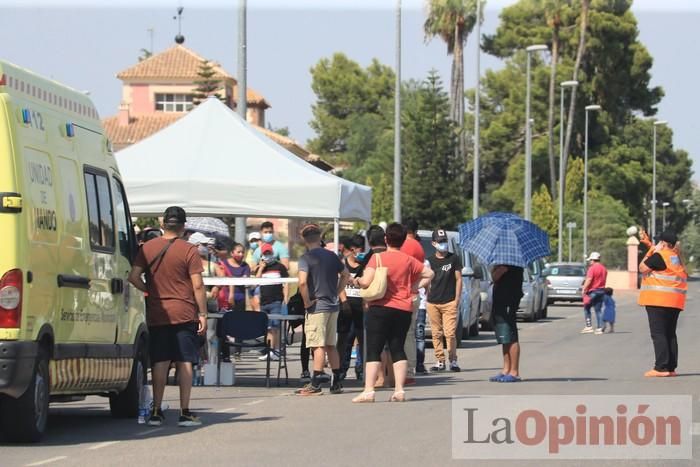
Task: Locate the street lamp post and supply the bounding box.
[524,44,548,221]
[652,120,667,240]
[662,201,670,231]
[567,222,577,262]
[558,80,578,262]
[583,104,601,260]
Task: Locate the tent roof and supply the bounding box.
[115,98,371,221]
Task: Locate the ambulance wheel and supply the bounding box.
[110,341,147,418]
[1,349,50,442]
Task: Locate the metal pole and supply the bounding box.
[393,0,402,222]
[333,218,340,255]
[472,0,481,220]
[583,109,589,260]
[524,51,532,220]
[234,0,247,244]
[568,224,572,262]
[652,124,657,240]
[558,87,564,262]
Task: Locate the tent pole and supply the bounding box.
[333,218,339,254]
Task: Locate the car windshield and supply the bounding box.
[544,266,585,277]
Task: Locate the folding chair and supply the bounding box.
[219,311,273,388]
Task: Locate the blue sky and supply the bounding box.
[1,1,698,183]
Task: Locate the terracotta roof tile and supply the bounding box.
[117,45,232,81]
[103,113,184,149]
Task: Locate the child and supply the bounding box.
[602,287,616,333]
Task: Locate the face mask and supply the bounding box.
[250,242,259,250]
[233,253,244,262]
[436,242,449,252]
[356,252,366,261]
[262,233,274,243]
[262,254,276,264]
[197,246,209,257]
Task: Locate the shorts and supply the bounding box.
[261,301,283,329]
[149,322,200,364]
[248,286,261,298]
[304,311,339,348]
[493,301,519,344]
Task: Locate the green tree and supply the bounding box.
[402,71,467,229]
[308,53,394,163]
[424,0,484,162]
[367,173,394,224]
[266,124,290,137]
[192,59,223,106]
[531,184,557,254]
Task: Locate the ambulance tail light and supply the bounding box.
[0,269,22,328]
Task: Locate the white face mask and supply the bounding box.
[435,242,449,253]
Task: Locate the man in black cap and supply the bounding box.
[129,206,208,426]
[426,229,462,372]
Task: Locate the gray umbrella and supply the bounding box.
[185,217,230,237]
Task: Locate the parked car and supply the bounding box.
[517,260,549,321]
[417,230,483,344]
[543,262,587,304]
[475,263,495,331]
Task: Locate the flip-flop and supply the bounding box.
[489,373,504,382]
[497,374,522,383]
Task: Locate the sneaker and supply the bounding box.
[147,409,164,426]
[300,371,311,383]
[295,383,322,396]
[450,361,461,372]
[178,410,202,427]
[580,326,594,334]
[430,361,446,372]
[318,372,331,383]
[608,324,615,333]
[594,328,604,335]
[258,352,280,361]
[415,365,428,375]
[330,381,344,394]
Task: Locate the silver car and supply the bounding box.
[543,262,587,304]
[517,260,549,321]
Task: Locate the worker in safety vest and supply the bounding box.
[638,230,687,377]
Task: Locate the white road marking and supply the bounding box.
[138,428,164,436]
[87,441,120,450]
[26,456,67,466]
[216,407,239,413]
[244,399,264,406]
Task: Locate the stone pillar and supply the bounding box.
[626,228,640,289]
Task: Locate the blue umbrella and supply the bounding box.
[185,217,230,237]
[458,212,551,268]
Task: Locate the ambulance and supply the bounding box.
[0,60,147,442]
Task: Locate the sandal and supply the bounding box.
[352,391,376,403]
[390,391,406,402]
[497,374,522,383]
[489,373,504,382]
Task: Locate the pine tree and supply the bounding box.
[402,71,467,229]
[192,59,224,106]
[367,174,393,224]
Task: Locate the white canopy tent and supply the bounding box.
[115,98,372,225]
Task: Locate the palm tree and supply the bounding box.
[562,0,590,177]
[424,0,483,164]
[544,0,564,198]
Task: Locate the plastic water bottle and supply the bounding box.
[138,384,152,424]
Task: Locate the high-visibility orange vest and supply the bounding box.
[638,248,688,310]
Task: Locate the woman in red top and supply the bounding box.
[353,223,433,402]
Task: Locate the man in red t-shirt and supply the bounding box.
[400,219,425,380]
[581,252,608,334]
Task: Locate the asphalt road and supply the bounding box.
[3,282,700,467]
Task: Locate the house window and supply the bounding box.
[154,93,193,112]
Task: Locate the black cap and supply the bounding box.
[163,206,186,226]
[660,231,678,246]
[432,229,448,243]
